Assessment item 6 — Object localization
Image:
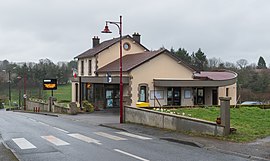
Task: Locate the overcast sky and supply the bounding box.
[1,0,270,66]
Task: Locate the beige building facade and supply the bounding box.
[72,33,237,109]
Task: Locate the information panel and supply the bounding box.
[43,79,57,90]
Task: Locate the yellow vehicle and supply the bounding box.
[136,102,150,108]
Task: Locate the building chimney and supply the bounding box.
[132,32,141,44]
[92,36,100,48]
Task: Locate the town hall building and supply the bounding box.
[71,33,237,109]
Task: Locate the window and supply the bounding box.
[81,60,84,75]
[226,88,229,97]
[139,86,146,102]
[184,90,191,99]
[88,59,92,75]
[75,83,78,102]
[150,90,164,100]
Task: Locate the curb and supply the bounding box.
[99,124,128,132]
[160,137,204,148]
[0,138,19,161]
[12,110,59,117]
[99,123,204,148]
[206,146,270,161]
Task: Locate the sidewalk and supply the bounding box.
[0,141,18,161]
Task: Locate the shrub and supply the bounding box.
[82,100,94,113]
[0,102,4,109]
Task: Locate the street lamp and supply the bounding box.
[17,76,22,109]
[102,15,123,123]
[2,70,11,107]
[23,71,27,110]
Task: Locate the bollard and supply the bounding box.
[219,97,231,136]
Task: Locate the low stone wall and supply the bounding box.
[53,105,69,114]
[26,100,69,114]
[124,106,225,136]
[27,100,48,111]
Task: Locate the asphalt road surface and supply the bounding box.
[0,110,248,161]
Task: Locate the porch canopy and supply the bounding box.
[153,78,236,87]
[154,71,238,87]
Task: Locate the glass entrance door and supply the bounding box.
[212,89,218,105]
[105,85,119,108]
[167,88,181,106]
[193,88,205,105]
[106,90,114,108]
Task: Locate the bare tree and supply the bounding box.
[208,57,222,69]
[236,59,248,69]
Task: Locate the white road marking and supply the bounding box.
[114,149,150,161]
[37,121,49,126]
[115,132,152,140]
[12,138,37,150]
[94,132,127,141]
[68,133,101,145]
[41,135,70,146]
[28,118,36,122]
[53,127,69,133]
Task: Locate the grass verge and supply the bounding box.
[155,107,270,142]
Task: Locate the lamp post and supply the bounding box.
[102,16,123,123]
[23,72,27,110]
[8,70,11,107]
[2,70,11,107]
[17,76,22,109]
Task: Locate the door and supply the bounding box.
[212,89,218,105]
[167,88,181,106]
[106,90,114,108]
[105,84,120,108]
[194,88,205,105]
[173,88,181,105]
[197,88,204,105]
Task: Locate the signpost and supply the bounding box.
[43,79,57,95]
[43,79,57,112]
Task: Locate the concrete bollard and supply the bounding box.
[219,97,231,136]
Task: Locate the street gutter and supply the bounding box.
[12,110,59,117]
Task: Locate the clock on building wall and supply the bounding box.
[123,42,131,51]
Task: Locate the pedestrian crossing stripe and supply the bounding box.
[12,131,152,150]
[68,133,101,145]
[12,138,37,150]
[94,132,127,141]
[41,135,70,146]
[115,132,152,140]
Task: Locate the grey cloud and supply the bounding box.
[0,0,270,65]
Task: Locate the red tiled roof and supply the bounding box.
[193,71,237,80]
[97,49,166,72]
[75,35,148,59]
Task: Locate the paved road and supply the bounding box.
[0,110,249,161]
